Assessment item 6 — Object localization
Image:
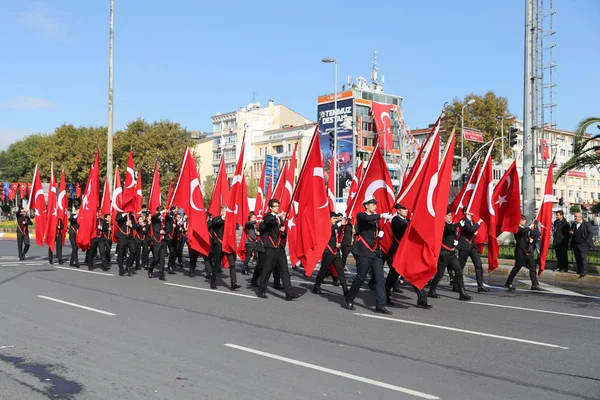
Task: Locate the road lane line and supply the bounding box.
[164,283,256,299]
[517,280,586,297]
[467,301,600,320]
[224,343,439,399]
[354,313,569,350]
[290,279,367,290]
[37,295,116,316]
[53,265,114,276]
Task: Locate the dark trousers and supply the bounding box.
[554,244,569,271]
[202,254,213,276]
[259,246,292,294]
[48,234,63,263]
[341,245,353,267]
[17,233,30,260]
[251,251,266,283]
[431,250,464,290]
[213,243,237,285]
[135,240,149,269]
[242,243,257,272]
[117,236,135,273]
[69,232,79,266]
[573,244,588,275]
[316,253,347,290]
[168,238,179,268]
[346,254,385,309]
[105,240,113,265]
[88,238,108,270]
[151,241,166,273]
[458,245,484,288]
[506,249,539,287]
[189,248,199,273]
[178,236,186,265]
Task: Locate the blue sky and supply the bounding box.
[1,0,599,150]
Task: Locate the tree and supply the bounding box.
[441,91,513,169]
[590,202,600,214]
[554,117,600,180]
[0,134,47,181]
[570,204,582,214]
[246,174,258,198]
[202,175,215,209]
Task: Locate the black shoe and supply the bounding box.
[417,299,433,309]
[285,293,301,301]
[143,266,149,270]
[428,289,440,299]
[250,280,258,287]
[392,287,403,293]
[119,270,125,276]
[312,285,323,294]
[344,300,355,310]
[126,269,132,277]
[231,283,242,291]
[477,286,489,293]
[332,278,340,287]
[49,260,53,265]
[159,273,166,281]
[452,287,460,293]
[386,298,395,306]
[504,283,516,291]
[88,266,93,271]
[167,268,176,275]
[210,282,217,289]
[579,273,587,279]
[273,283,284,290]
[101,267,108,271]
[148,270,153,279]
[206,274,213,281]
[241,270,248,275]
[375,306,392,315]
[531,285,542,291]
[188,271,195,278]
[459,289,472,301]
[257,290,267,299]
[58,261,64,265]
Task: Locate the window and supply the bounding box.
[213,167,219,175]
[213,122,222,132]
[224,149,236,159]
[213,137,221,147]
[213,151,222,160]
[553,189,557,196]
[584,179,588,185]
[576,178,581,186]
[226,164,235,174]
[273,145,284,154]
[560,177,566,184]
[568,177,573,185]
[493,169,502,180]
[568,190,573,198]
[535,188,541,195]
[223,135,237,145]
[259,148,262,156]
[287,144,291,152]
[356,105,370,117]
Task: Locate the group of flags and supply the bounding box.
[1,181,83,202]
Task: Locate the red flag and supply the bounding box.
[44,165,58,252]
[58,171,68,245]
[466,143,497,269]
[148,162,161,215]
[287,127,331,276]
[208,157,230,217]
[451,161,481,222]
[110,166,124,243]
[493,160,521,236]
[280,143,297,213]
[75,182,81,199]
[345,159,364,216]
[135,169,143,216]
[372,101,394,151]
[262,170,274,216]
[167,180,173,207]
[327,156,336,212]
[272,161,288,203]
[392,133,443,289]
[223,136,249,256]
[171,147,211,256]
[76,150,100,250]
[8,183,15,201]
[19,182,26,199]
[29,165,47,247]
[254,161,267,218]
[236,176,251,261]
[122,149,137,211]
[100,175,111,217]
[537,160,554,275]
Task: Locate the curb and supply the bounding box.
[464,264,600,286]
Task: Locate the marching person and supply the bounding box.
[149,206,168,280]
[178,214,188,269]
[242,212,259,275]
[165,206,178,274]
[340,215,354,269]
[68,211,80,267]
[115,211,137,276]
[210,205,241,291]
[88,210,109,271]
[202,212,215,280]
[48,218,65,264]
[344,196,391,314]
[505,215,541,290]
[428,208,472,301]
[313,212,348,296]
[384,204,408,304]
[457,208,489,292]
[250,218,266,287]
[105,214,113,267]
[570,212,594,278]
[16,206,32,261]
[553,210,571,272]
[257,199,300,301]
[135,215,149,271]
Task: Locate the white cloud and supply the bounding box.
[18,3,71,43]
[1,96,57,110]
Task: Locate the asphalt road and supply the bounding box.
[1,241,599,400]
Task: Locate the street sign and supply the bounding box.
[464,128,484,143]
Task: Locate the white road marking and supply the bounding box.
[164,283,256,298]
[289,279,367,291]
[355,313,569,350]
[468,301,600,320]
[224,343,439,399]
[37,295,116,316]
[517,280,586,297]
[463,276,491,288]
[53,265,114,276]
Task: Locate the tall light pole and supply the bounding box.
[461,98,475,177]
[107,0,115,192]
[322,58,338,205]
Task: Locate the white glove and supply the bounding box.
[380,212,390,220]
[478,219,483,225]
[453,240,459,247]
[459,220,465,227]
[378,231,384,238]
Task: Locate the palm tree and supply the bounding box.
[554,117,600,181]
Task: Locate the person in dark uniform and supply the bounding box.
[88,210,109,271]
[340,215,354,269]
[202,213,215,279]
[257,199,300,301]
[553,210,571,272]
[48,218,65,264]
[505,215,541,290]
[313,212,348,296]
[16,206,32,261]
[242,212,258,275]
[178,214,188,269]
[210,205,241,290]
[68,212,80,267]
[570,212,594,278]
[149,206,168,280]
[104,214,113,267]
[115,211,137,276]
[165,206,179,274]
[344,196,391,314]
[457,208,488,292]
[135,215,149,270]
[383,204,409,305]
[428,208,472,301]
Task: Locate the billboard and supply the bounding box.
[318,97,354,197]
[264,155,279,192]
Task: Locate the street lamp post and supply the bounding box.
[106,0,115,193]
[461,99,475,177]
[322,58,338,205]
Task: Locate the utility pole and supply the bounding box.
[107,0,115,193]
[523,0,536,218]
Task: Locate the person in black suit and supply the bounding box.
[428,208,472,301]
[134,215,149,271]
[457,208,488,292]
[242,212,258,275]
[48,218,65,264]
[68,212,80,267]
[344,196,391,314]
[340,215,354,268]
[384,204,410,305]
[570,213,594,278]
[505,215,540,290]
[313,212,348,296]
[115,211,138,276]
[149,206,168,280]
[210,205,241,291]
[16,206,32,261]
[553,210,571,272]
[88,210,109,271]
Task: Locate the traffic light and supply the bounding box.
[559,197,564,206]
[329,131,335,150]
[508,127,519,148]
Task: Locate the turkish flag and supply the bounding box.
[372,101,394,151]
[392,133,442,289]
[345,159,364,216]
[122,149,137,212]
[208,157,230,217]
[254,161,266,218]
[493,160,521,236]
[272,161,288,203]
[75,182,81,199]
[44,165,58,252]
[76,150,100,250]
[327,156,336,212]
[166,180,173,207]
[399,117,440,197]
[58,171,68,245]
[537,160,554,275]
[262,170,274,216]
[451,161,481,222]
[29,165,47,247]
[100,175,111,218]
[236,174,250,262]
[19,182,26,199]
[148,162,161,215]
[223,136,249,256]
[135,169,143,217]
[171,147,211,256]
[280,143,297,214]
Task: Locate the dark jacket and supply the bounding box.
[514,226,533,255]
[552,218,570,248]
[441,222,461,251]
[115,212,137,239]
[16,213,32,236]
[261,212,285,249]
[211,216,225,243]
[353,212,381,259]
[570,220,594,249]
[388,216,409,258]
[151,213,166,242]
[341,222,353,247]
[323,224,341,256]
[457,218,480,250]
[245,221,258,243]
[68,215,79,237]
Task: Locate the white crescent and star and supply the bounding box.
[112,187,124,212]
[426,172,438,217]
[314,167,329,209]
[363,179,394,205]
[190,178,203,211]
[125,167,136,189]
[487,181,496,216]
